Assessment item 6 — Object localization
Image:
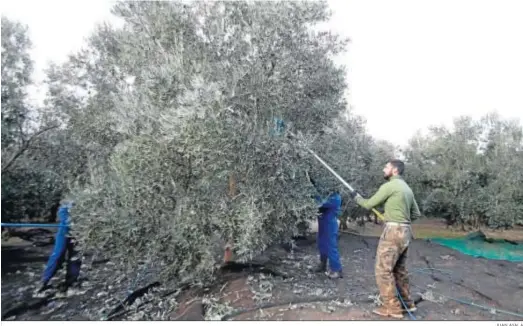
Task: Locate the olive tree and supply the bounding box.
[46,1,354,285]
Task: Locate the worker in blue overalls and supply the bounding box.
[309,175,343,279]
[38,202,82,293]
[273,118,342,278]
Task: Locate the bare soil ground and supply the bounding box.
[2,225,523,321]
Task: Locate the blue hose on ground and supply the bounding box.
[409,269,523,319]
[356,267,523,319]
[410,282,523,319]
[443,296,523,319]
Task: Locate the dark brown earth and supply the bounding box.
[2,228,523,321]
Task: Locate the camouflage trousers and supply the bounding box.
[375,223,413,310]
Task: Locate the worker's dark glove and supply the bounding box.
[349,190,360,199]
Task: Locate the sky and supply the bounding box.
[1,0,522,147]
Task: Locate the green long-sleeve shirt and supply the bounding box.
[355,175,421,223]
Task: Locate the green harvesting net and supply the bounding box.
[430,231,523,262]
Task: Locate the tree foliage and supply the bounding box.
[403,113,523,228]
[1,17,65,221]
[1,16,33,148]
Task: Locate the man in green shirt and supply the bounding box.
[350,159,421,318]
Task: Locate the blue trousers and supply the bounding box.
[42,236,81,288]
[41,205,81,289]
[317,214,342,272]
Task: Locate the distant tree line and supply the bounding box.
[403,113,523,229]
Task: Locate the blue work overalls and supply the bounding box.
[316,193,342,272]
[41,203,81,290]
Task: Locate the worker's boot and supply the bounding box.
[373,295,404,319]
[372,305,404,319]
[395,272,415,312]
[398,292,416,313]
[56,283,69,298]
[325,270,343,279]
[37,283,49,293]
[402,302,417,313]
[373,282,404,318]
[313,256,327,273]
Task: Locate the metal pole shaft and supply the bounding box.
[305,147,355,192]
[290,131,355,192]
[290,131,385,221]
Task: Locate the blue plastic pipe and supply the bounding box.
[1,223,68,228]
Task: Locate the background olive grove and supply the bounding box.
[2,0,522,286]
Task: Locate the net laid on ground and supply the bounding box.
[429,231,523,262]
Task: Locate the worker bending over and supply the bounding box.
[309,176,343,279]
[350,159,421,318]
